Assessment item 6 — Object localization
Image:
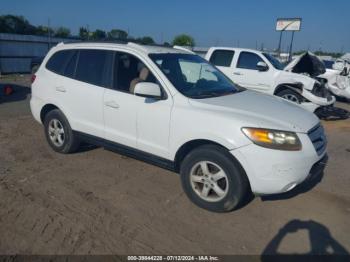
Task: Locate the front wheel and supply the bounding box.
[180,145,250,212]
[276,89,304,104]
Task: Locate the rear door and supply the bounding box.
[59,49,113,138]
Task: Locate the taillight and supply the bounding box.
[31,74,36,84]
[4,85,13,95]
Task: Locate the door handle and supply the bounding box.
[55,86,66,92]
[233,72,243,76]
[104,101,120,109]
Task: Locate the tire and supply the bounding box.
[180,145,250,212]
[276,88,303,104]
[43,109,80,153]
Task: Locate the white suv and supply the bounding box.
[31,42,328,212]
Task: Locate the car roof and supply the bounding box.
[55,41,189,55]
[209,47,265,54]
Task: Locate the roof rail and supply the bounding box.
[63,39,129,45]
[173,45,195,54]
[127,42,149,52]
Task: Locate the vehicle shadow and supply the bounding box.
[261,219,349,261]
[260,171,324,202]
[75,143,100,153]
[0,83,31,104]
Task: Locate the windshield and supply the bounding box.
[262,53,285,70]
[149,53,242,99]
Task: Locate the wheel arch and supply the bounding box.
[174,139,253,200]
[40,104,60,123]
[173,139,247,173]
[274,83,304,95]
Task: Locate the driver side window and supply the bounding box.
[113,52,157,94]
[237,52,264,70]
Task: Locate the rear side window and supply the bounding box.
[75,49,113,87]
[209,50,235,67]
[63,51,78,78]
[46,50,75,75]
[237,52,264,70]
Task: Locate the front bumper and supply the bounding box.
[303,154,328,184]
[230,132,327,195]
[302,88,336,106]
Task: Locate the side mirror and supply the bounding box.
[134,82,162,99]
[257,61,269,72]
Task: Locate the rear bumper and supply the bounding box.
[30,95,45,124]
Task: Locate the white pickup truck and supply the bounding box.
[205,47,335,113]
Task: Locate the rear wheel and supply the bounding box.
[276,89,303,104]
[180,145,250,212]
[43,109,80,153]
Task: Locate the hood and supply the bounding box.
[189,90,319,133]
[285,52,326,77]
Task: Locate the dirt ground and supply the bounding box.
[0,75,350,256]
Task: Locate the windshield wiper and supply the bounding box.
[191,90,236,99]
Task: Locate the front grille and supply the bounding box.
[308,124,327,156]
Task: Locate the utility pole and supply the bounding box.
[48,18,51,49]
[86,24,90,40]
[277,31,283,56]
[288,31,295,62]
[160,32,164,44]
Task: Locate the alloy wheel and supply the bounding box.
[190,161,229,202]
[48,119,65,147]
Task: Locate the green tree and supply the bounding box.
[0,15,36,35]
[172,34,195,47]
[79,27,89,40]
[91,29,106,40]
[108,29,128,40]
[54,27,71,38]
[136,36,155,45]
[36,25,54,36]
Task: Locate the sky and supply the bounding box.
[1,0,349,52]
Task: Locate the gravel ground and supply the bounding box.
[0,75,349,256]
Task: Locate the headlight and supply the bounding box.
[241,127,302,151]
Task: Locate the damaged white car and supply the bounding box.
[333,58,350,74]
[205,47,335,113]
[285,52,350,100]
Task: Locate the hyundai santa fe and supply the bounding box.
[30,42,328,212]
